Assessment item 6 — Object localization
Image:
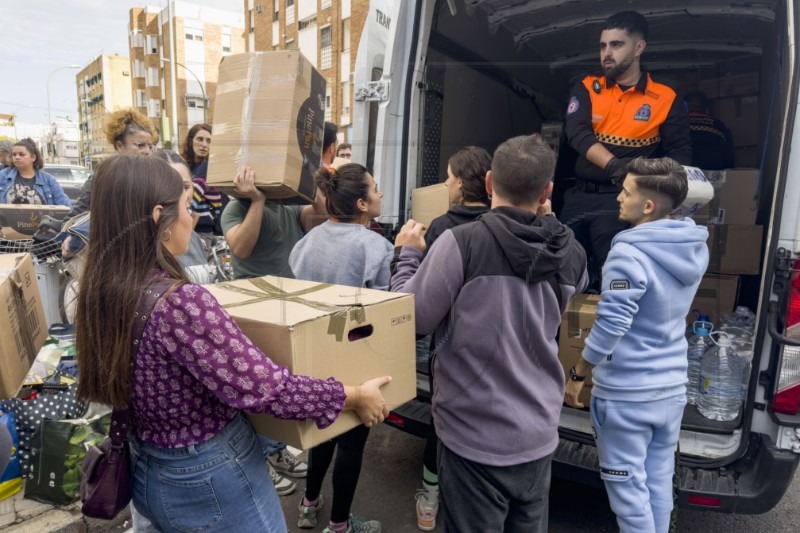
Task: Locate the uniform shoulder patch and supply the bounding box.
[567,96,579,115]
[610,280,630,290]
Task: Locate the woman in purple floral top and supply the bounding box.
[75,156,391,533]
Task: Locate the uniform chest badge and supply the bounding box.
[634,104,651,121]
[567,96,579,115]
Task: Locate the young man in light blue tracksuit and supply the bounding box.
[565,157,709,533]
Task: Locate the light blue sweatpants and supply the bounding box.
[591,394,686,533]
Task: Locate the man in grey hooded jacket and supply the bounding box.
[392,134,587,532]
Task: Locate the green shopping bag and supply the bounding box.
[24,414,110,506]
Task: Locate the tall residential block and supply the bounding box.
[76,54,134,167]
[129,1,245,149]
[244,0,370,141]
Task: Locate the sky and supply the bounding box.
[0,0,238,127]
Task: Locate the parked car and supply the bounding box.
[43,164,90,204]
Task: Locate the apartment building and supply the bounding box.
[244,0,370,141]
[76,54,134,167]
[129,2,245,149]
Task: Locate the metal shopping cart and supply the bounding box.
[0,237,66,326]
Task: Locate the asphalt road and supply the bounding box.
[279,423,800,532]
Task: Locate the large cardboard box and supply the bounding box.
[207,51,326,203]
[688,274,739,325]
[558,294,600,407]
[411,184,451,229]
[702,169,759,225]
[0,205,70,240]
[204,276,416,449]
[0,254,48,398]
[706,224,763,275]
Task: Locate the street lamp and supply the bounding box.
[47,64,81,126]
[160,58,207,124]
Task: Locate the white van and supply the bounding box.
[356,0,800,514]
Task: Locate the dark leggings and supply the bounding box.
[305,424,371,523]
[423,423,438,474]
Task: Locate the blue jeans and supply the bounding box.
[130,414,287,533]
[591,394,686,533]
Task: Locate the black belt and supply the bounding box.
[574,180,620,194]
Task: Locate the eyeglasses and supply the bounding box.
[339,153,352,159]
[130,142,156,151]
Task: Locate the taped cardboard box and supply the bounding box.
[207,51,326,204]
[702,169,759,225]
[0,205,70,240]
[687,274,739,325]
[558,294,600,407]
[706,224,763,275]
[203,276,416,449]
[411,184,451,229]
[0,254,48,398]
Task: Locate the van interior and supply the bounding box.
[413,0,793,460]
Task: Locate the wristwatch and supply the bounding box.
[569,366,586,382]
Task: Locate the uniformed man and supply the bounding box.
[561,10,692,291]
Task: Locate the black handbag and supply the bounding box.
[79,280,174,520]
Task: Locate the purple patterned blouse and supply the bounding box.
[131,282,347,447]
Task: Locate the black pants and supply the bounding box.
[438,443,552,533]
[558,187,628,291]
[305,424,370,523]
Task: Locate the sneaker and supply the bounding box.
[415,489,439,531]
[269,448,308,478]
[298,495,324,529]
[269,463,297,496]
[323,515,381,533]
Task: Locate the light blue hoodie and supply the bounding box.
[583,217,709,402]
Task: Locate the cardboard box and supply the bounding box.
[0,205,70,240]
[558,294,600,407]
[411,184,451,229]
[687,274,739,325]
[207,51,326,203]
[706,224,763,275]
[204,276,416,449]
[702,169,759,225]
[0,254,48,398]
[717,96,760,147]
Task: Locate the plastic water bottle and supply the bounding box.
[721,306,755,331]
[698,332,744,421]
[686,320,713,405]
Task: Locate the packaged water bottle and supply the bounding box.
[697,332,744,421]
[686,320,713,405]
[721,306,755,332]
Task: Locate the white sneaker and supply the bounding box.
[415,489,439,531]
[269,463,297,496]
[268,448,308,478]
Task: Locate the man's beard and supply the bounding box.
[603,54,634,81]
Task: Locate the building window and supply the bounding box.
[273,9,279,22]
[299,16,316,31]
[131,30,144,48]
[320,26,332,70]
[286,0,295,25]
[146,67,159,87]
[148,99,161,118]
[185,28,204,42]
[249,10,255,33]
[135,90,147,108]
[146,34,158,54]
[222,33,232,53]
[342,18,350,52]
[325,88,332,122]
[341,81,351,124]
[321,0,331,9]
[134,60,145,78]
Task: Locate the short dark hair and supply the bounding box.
[627,157,688,211]
[315,163,371,219]
[448,146,491,205]
[602,11,648,41]
[336,143,352,155]
[491,134,555,205]
[14,138,44,170]
[324,122,338,152]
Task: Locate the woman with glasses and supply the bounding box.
[62,107,157,255]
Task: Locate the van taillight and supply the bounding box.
[775,271,800,415]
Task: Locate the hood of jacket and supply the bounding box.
[479,206,577,284]
[613,217,709,286]
[442,204,490,226]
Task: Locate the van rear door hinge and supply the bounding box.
[354,81,390,102]
[776,427,800,453]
